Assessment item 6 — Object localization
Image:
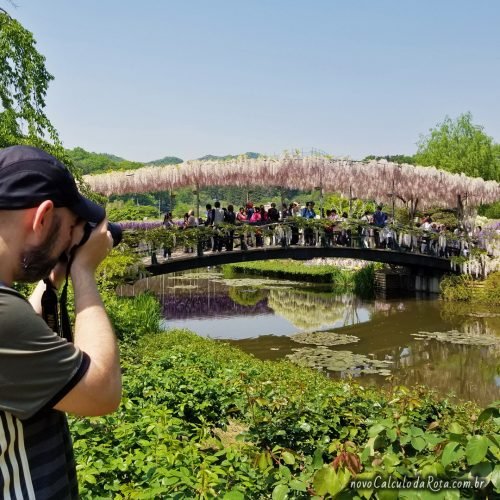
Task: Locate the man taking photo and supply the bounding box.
[0,145,122,499]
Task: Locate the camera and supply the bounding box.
[107,222,123,247]
[83,221,123,247]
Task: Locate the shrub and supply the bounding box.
[352,263,379,297]
[71,330,500,499]
[103,292,162,342]
[440,274,474,302]
[479,271,500,305]
[478,200,500,219]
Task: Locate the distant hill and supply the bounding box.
[67,147,184,174]
[197,152,261,161]
[146,156,183,166]
[67,147,144,174]
[69,147,263,175]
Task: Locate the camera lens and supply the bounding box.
[108,222,123,247]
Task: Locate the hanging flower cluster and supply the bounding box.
[84,155,500,209]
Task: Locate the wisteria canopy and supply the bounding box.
[84,156,500,209]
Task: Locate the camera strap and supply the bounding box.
[41,278,59,333]
[41,223,94,343]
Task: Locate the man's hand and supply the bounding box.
[70,219,113,276]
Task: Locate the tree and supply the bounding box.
[363,154,416,165]
[0,9,87,185]
[415,112,500,182]
[0,8,58,146]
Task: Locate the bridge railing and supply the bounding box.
[119,218,499,275]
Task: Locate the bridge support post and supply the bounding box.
[413,273,442,294]
[375,268,444,295]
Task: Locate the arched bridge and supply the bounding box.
[144,245,454,276]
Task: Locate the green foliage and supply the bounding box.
[224,260,353,286]
[95,248,144,290]
[323,193,375,218]
[0,10,92,195]
[145,155,183,166]
[440,275,474,302]
[425,208,458,228]
[71,330,500,498]
[11,281,37,297]
[353,263,381,298]
[197,152,261,161]
[65,147,143,174]
[479,271,500,305]
[228,286,267,307]
[106,199,160,222]
[102,292,161,343]
[363,154,416,165]
[441,272,500,305]
[478,200,500,219]
[415,112,500,181]
[0,10,58,146]
[66,147,184,174]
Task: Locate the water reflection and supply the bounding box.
[118,270,500,406]
[267,289,371,330]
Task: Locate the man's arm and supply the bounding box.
[28,261,67,315]
[54,220,122,416]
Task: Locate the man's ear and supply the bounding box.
[30,200,55,240]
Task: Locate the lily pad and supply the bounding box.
[215,278,301,287]
[175,272,222,280]
[285,347,394,376]
[290,331,359,346]
[413,330,500,346]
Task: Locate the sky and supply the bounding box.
[6,0,500,162]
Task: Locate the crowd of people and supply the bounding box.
[160,200,486,258]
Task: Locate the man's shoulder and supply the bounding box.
[0,285,49,342]
[0,285,30,312]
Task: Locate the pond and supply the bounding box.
[118,269,500,407]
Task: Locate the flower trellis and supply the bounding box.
[84,155,500,210]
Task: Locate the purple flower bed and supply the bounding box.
[161,294,271,319]
[118,221,163,230]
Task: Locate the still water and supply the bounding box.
[119,269,500,406]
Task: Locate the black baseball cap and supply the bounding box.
[0,145,105,223]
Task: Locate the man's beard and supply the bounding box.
[17,216,64,283]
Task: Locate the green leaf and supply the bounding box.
[272,484,289,500]
[386,428,397,442]
[362,437,376,460]
[313,467,336,496]
[448,422,464,435]
[223,490,245,500]
[477,406,498,426]
[312,447,324,469]
[282,451,295,465]
[382,452,400,468]
[257,451,272,470]
[289,479,307,492]
[377,489,398,500]
[411,436,427,451]
[368,423,385,437]
[313,467,351,497]
[491,464,500,491]
[470,461,493,480]
[278,465,292,481]
[465,435,489,465]
[442,442,460,468]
